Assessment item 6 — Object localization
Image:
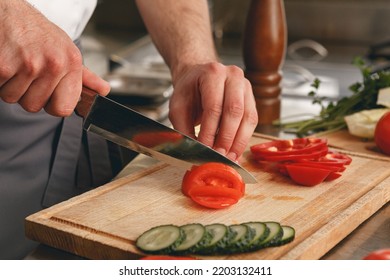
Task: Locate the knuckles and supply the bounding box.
[245,109,259,127]
[0,65,14,81]
[205,102,223,119]
[226,102,244,119]
[203,62,245,78]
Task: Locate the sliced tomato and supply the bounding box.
[254,145,328,162]
[181,162,245,197]
[295,151,352,167]
[187,185,241,209]
[281,162,342,173]
[141,255,197,260]
[285,165,331,187]
[250,137,353,187]
[324,172,342,181]
[294,161,346,172]
[251,137,327,157]
[182,166,198,196]
[323,151,352,165]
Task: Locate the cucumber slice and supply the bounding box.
[242,222,270,252]
[194,223,234,255]
[223,224,255,253]
[136,224,185,254]
[254,221,284,249]
[172,223,211,254]
[275,225,295,246]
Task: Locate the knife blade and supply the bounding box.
[76,86,257,184]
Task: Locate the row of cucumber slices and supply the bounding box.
[136,221,295,256]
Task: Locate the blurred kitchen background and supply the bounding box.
[81,0,390,124]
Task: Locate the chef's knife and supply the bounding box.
[76,86,257,183]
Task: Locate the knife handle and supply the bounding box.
[75,86,99,118]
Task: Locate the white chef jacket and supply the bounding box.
[27,0,97,40]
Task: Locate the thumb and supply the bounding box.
[82,66,110,96]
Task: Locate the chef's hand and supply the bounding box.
[169,62,258,161]
[0,0,110,117]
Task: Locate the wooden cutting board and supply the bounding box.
[25,134,390,260]
[323,129,390,161]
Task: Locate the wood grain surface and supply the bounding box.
[323,129,390,161]
[25,133,390,259]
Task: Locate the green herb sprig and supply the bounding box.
[275,57,390,137]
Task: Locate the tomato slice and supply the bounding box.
[253,145,328,162]
[281,162,342,173]
[285,165,331,187]
[187,185,241,209]
[182,166,198,196]
[141,255,197,260]
[181,162,245,197]
[250,137,327,157]
[295,151,352,167]
[324,172,342,181]
[323,151,352,165]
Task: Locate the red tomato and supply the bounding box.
[188,185,242,209]
[282,162,342,172]
[324,172,342,181]
[374,112,390,156]
[363,249,390,260]
[251,137,327,157]
[253,145,328,162]
[181,162,245,209]
[321,151,352,165]
[295,152,352,168]
[141,255,197,260]
[285,165,331,187]
[251,137,353,186]
[182,167,197,196]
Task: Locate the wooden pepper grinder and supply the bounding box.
[243,0,287,128]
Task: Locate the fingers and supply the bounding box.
[168,98,198,139]
[0,63,110,117]
[0,73,34,104]
[44,69,83,116]
[82,66,111,96]
[196,64,227,146]
[43,67,110,116]
[196,63,258,161]
[210,67,245,159]
[221,80,258,161]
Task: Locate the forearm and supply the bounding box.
[135,0,218,82]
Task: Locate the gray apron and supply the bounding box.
[0,103,116,259]
[0,41,135,259]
